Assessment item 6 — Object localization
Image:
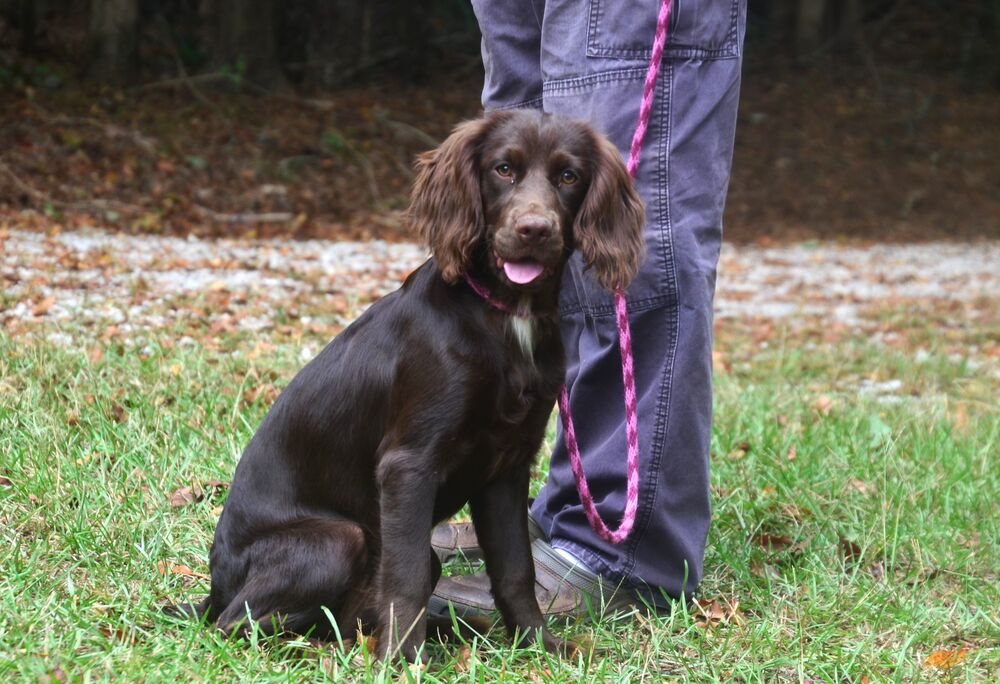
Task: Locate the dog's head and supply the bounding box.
[406,110,645,292]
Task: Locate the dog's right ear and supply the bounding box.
[406,115,504,284]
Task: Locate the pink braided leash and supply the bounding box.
[559,0,672,544]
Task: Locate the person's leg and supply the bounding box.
[433,0,747,615]
[469,0,545,111]
[528,0,747,605]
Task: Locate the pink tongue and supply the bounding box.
[503,260,545,284]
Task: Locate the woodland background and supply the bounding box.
[0,0,997,244]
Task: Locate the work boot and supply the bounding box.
[428,537,636,620]
[431,515,546,563]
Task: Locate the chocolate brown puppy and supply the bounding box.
[171,110,645,662]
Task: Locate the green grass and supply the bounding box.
[1,329,997,682]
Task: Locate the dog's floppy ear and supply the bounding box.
[406,115,504,283]
[574,132,646,292]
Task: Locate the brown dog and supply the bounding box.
[171,110,645,662]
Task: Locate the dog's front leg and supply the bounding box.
[470,466,574,655]
[375,449,436,663]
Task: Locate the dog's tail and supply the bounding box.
[162,596,213,622]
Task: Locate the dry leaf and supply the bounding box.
[157,560,210,581]
[454,644,474,672]
[727,441,751,459]
[847,478,872,495]
[0,475,11,487]
[839,537,863,563]
[923,648,970,670]
[750,561,781,581]
[244,384,280,406]
[169,485,204,507]
[98,624,137,645]
[753,532,793,552]
[528,665,553,682]
[949,404,969,432]
[813,395,833,415]
[109,403,127,423]
[694,596,745,628]
[712,350,731,374]
[33,296,55,316]
[38,667,68,684]
[786,444,797,461]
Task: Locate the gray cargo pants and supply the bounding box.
[470,0,746,602]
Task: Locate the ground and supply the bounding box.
[2,63,998,245]
[1,226,997,681]
[2,6,998,677]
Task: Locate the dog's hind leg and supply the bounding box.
[214,518,368,639]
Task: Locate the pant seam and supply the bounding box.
[492,96,544,111]
[622,60,679,582]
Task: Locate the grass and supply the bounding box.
[0,323,997,682]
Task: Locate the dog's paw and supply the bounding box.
[514,626,579,657]
[542,631,581,658]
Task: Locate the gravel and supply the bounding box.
[2,228,997,345]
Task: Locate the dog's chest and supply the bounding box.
[505,297,537,359]
[507,315,535,358]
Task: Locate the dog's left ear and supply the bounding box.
[406,115,506,283]
[574,133,646,292]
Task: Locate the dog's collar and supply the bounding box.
[462,273,538,319]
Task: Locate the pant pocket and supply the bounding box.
[587,0,741,61]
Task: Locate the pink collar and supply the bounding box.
[462,273,538,319]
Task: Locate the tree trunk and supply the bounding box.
[304,0,368,88]
[795,0,827,59]
[207,0,289,91]
[87,0,139,84]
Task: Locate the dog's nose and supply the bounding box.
[514,215,553,245]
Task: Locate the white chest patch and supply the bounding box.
[508,315,535,358]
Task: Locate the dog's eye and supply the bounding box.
[560,169,579,185]
[495,163,513,178]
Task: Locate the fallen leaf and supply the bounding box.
[813,395,833,416]
[0,475,11,487]
[455,644,474,672]
[169,485,204,507]
[753,532,794,552]
[38,667,68,684]
[949,404,969,432]
[786,444,797,461]
[98,624,137,644]
[33,296,55,316]
[750,561,781,581]
[727,441,751,459]
[839,537,863,563]
[109,403,127,423]
[923,648,970,670]
[847,478,872,495]
[244,384,280,406]
[712,350,730,374]
[528,665,553,682]
[694,596,745,628]
[157,560,210,581]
